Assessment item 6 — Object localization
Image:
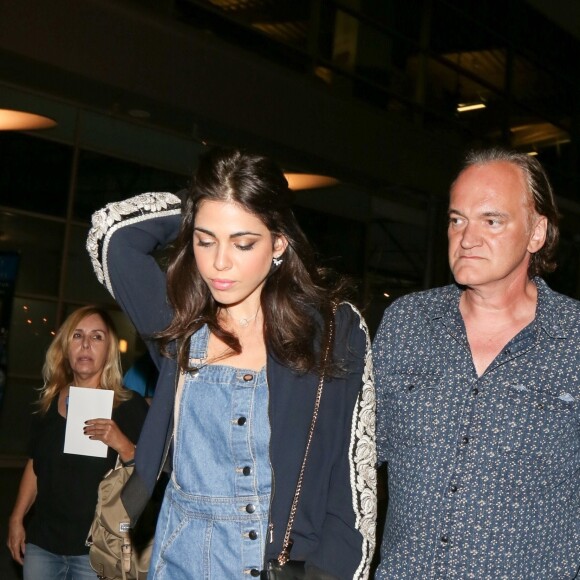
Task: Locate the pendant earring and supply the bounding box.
[273,256,283,267]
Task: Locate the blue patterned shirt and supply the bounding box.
[373,278,580,579]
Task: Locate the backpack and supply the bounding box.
[86,464,153,580]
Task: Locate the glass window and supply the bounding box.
[0,377,40,455]
[0,132,72,216]
[293,206,365,279]
[74,150,188,221]
[0,211,64,296]
[8,298,57,377]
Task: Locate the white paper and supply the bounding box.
[64,386,114,457]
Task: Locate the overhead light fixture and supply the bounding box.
[456,102,486,113]
[527,151,538,156]
[0,108,57,130]
[284,173,339,191]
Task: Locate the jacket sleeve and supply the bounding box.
[309,304,377,580]
[86,192,182,368]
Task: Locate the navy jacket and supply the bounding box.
[87,192,376,579]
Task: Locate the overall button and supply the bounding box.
[249,530,258,540]
[243,466,252,476]
[243,374,254,382]
[237,416,247,426]
[246,504,256,514]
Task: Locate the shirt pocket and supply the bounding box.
[500,385,578,490]
[383,373,442,451]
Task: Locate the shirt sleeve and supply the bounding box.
[308,304,377,580]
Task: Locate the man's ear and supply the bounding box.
[528,215,547,254]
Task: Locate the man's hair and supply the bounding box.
[458,147,560,277]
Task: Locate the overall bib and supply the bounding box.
[149,325,272,579]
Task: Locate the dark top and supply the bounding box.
[86,192,377,579]
[27,391,149,555]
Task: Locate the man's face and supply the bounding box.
[448,161,546,290]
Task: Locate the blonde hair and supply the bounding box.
[37,305,131,414]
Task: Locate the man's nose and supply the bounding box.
[460,222,482,248]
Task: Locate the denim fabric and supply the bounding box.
[23,543,96,579]
[149,325,272,579]
[374,279,580,579]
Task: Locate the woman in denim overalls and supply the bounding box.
[88,147,377,579]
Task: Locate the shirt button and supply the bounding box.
[249,530,258,540]
[471,387,479,396]
[243,374,253,382]
[246,504,256,514]
[441,535,449,544]
[408,384,415,391]
[250,569,260,577]
[243,466,252,476]
[237,417,247,426]
[450,485,458,493]
[461,436,469,445]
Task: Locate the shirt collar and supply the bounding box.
[424,278,566,338]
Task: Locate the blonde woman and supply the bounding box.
[7,305,149,579]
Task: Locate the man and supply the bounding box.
[374,148,580,579]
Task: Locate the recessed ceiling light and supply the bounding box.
[284,173,339,190]
[0,109,57,130]
[456,102,486,113]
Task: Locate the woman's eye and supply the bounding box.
[196,239,213,247]
[236,243,255,251]
[91,334,104,342]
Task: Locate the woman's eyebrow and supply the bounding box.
[194,227,262,238]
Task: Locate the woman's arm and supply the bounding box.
[85,393,150,464]
[86,192,182,366]
[310,304,377,579]
[7,459,37,565]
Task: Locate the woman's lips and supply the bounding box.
[210,279,236,291]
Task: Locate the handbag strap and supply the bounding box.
[277,303,337,566]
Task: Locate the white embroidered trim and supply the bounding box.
[86,192,182,297]
[347,303,377,580]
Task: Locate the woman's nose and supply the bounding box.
[214,247,232,271]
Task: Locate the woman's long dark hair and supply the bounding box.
[157,147,353,374]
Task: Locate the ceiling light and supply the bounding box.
[456,102,486,113]
[284,174,339,190]
[0,108,57,130]
[527,151,538,156]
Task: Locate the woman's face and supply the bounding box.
[193,200,287,308]
[67,313,111,387]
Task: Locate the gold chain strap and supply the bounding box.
[277,304,337,565]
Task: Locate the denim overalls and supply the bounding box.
[149,325,272,579]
